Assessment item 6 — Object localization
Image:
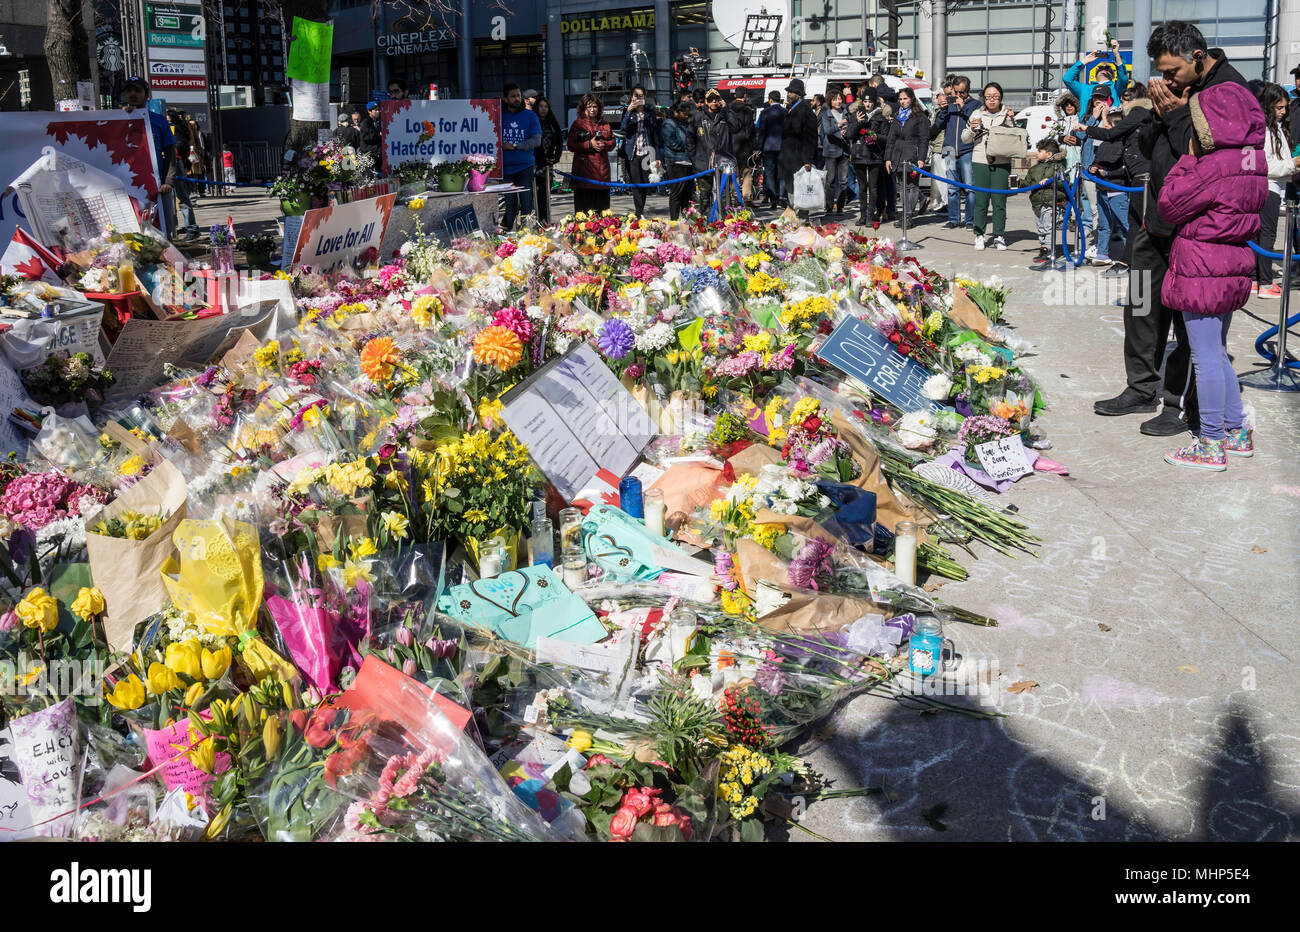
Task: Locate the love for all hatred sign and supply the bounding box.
[380,99,502,175]
[816,315,942,414]
[287,193,397,272]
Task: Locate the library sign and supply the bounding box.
[560,11,655,34]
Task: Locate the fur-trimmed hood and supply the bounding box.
[1121,98,1152,116]
[1188,82,1264,153]
[1053,93,1080,120]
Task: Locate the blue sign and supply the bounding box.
[816,316,941,413]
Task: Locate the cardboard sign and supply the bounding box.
[816,315,941,414]
[0,112,160,249]
[443,203,480,239]
[380,98,502,175]
[287,193,397,272]
[974,434,1034,482]
[500,343,656,504]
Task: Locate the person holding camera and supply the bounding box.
[567,92,616,215]
[1066,37,1130,108]
[961,82,1016,250]
[620,85,661,218]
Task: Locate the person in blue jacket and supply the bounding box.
[1064,37,1129,108]
[501,83,542,230]
[931,74,979,228]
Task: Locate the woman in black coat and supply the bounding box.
[883,88,931,225]
[846,99,889,227]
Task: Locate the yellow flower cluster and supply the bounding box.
[408,197,426,211]
[742,332,774,354]
[779,294,834,333]
[742,251,772,271]
[411,293,442,328]
[764,396,788,446]
[745,271,784,296]
[751,523,782,552]
[970,366,1008,385]
[720,587,753,618]
[425,430,533,496]
[789,396,820,428]
[253,341,280,371]
[118,454,147,477]
[923,309,943,338]
[612,237,641,257]
[717,744,773,820]
[324,458,375,498]
[91,509,163,540]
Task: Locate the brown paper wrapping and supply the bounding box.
[752,509,840,545]
[734,538,789,596]
[832,410,930,533]
[949,288,996,340]
[757,583,883,636]
[315,512,369,553]
[86,459,189,652]
[726,443,783,478]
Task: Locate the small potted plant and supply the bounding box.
[394,159,434,197]
[465,155,496,192]
[436,158,472,193]
[236,232,277,269]
[270,175,309,216]
[955,414,1014,468]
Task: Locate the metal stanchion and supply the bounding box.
[1241,197,1300,392]
[897,162,921,251]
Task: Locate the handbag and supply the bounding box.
[985,114,1028,160]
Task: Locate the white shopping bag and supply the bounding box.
[791,165,827,211]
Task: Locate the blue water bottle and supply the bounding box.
[618,475,644,519]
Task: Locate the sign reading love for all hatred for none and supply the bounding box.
[287,193,398,272]
[380,98,502,175]
[815,315,942,414]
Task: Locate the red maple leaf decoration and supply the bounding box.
[45,118,160,197]
[13,256,47,280]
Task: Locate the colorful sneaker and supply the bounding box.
[1224,426,1254,457]
[1260,284,1282,298]
[1164,436,1227,471]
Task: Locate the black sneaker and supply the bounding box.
[942,221,961,229]
[1140,408,1192,437]
[1031,249,1050,267]
[1094,388,1159,417]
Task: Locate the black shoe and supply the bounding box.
[942,221,960,229]
[1094,388,1159,417]
[1140,408,1191,437]
[1031,249,1050,267]
[1102,264,1129,278]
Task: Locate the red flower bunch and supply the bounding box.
[287,358,322,386]
[609,786,694,842]
[720,685,774,750]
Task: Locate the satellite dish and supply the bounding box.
[712,0,792,50]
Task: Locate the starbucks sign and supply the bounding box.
[98,36,124,74]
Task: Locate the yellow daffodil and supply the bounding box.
[317,553,338,571]
[343,558,377,588]
[146,662,183,694]
[70,586,105,622]
[105,674,146,711]
[381,511,409,540]
[349,537,378,560]
[200,646,232,681]
[16,587,58,633]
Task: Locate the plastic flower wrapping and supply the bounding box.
[0,206,1051,842]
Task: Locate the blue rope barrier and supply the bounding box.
[554,168,714,189]
[181,176,273,189]
[1253,308,1300,369]
[912,165,1053,195]
[709,171,744,223]
[1087,174,1143,194]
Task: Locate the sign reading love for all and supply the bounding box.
[815,315,941,414]
[380,99,502,175]
[286,193,398,271]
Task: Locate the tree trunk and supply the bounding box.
[281,0,331,156]
[45,0,92,104]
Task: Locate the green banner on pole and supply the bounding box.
[286,17,333,85]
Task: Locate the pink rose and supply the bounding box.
[584,754,614,769]
[609,805,638,841]
[0,610,18,632]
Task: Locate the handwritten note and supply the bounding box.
[0,728,35,841]
[816,316,941,414]
[144,718,232,802]
[7,698,79,837]
[500,344,656,502]
[974,434,1034,482]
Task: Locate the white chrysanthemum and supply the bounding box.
[922,373,954,401]
[635,322,674,352]
[896,411,938,449]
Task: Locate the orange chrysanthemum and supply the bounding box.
[472,325,523,371]
[360,336,400,382]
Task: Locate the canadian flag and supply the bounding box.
[0,229,63,284]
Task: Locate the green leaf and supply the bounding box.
[738,817,766,842]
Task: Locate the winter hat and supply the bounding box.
[1188,81,1265,154]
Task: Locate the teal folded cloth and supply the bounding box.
[436,565,605,649]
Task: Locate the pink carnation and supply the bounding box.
[496,241,517,259]
[491,306,534,344]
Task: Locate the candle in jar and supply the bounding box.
[644,488,666,537]
[893,521,918,586]
[479,548,505,579]
[558,507,583,551]
[562,546,587,589]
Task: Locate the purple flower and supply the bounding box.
[395,627,414,647]
[596,318,636,360]
[714,350,762,378]
[788,537,834,590]
[402,658,418,677]
[765,343,796,372]
[424,637,458,660]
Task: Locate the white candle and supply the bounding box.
[893,521,918,586]
[644,488,666,537]
[479,550,504,579]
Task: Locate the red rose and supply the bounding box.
[378,443,397,459]
[585,754,615,769]
[609,805,639,841]
[803,416,822,433]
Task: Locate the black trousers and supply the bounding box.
[852,164,871,218]
[1124,227,1199,429]
[572,186,610,215]
[668,162,694,219]
[627,156,650,217]
[535,166,551,225]
[1121,175,1147,266]
[1255,191,1281,284]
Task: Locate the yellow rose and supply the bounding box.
[146,662,183,694]
[16,587,59,633]
[165,639,203,679]
[70,586,105,622]
[105,674,146,711]
[200,645,232,681]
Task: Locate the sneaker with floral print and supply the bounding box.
[1223,426,1254,458]
[1164,436,1227,471]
